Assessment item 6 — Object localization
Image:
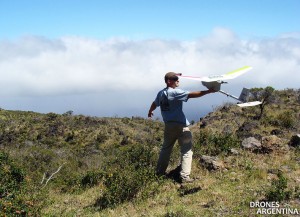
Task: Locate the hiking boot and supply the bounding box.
[180,176,195,183]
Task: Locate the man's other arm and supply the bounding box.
[148,101,157,118]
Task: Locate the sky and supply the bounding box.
[0,0,300,121]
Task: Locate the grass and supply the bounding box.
[1,88,300,216]
[38,149,300,216]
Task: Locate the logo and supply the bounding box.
[250,201,299,215]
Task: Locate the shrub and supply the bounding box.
[250,86,275,119]
[95,166,159,210]
[81,170,105,188]
[94,144,162,210]
[96,131,108,143]
[62,110,73,116]
[277,111,295,129]
[165,208,195,217]
[0,152,39,216]
[195,130,240,156]
[265,171,291,202]
[22,147,57,174]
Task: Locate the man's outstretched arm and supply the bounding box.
[148,102,157,118]
[188,89,216,99]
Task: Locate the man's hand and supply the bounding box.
[207,88,218,93]
[148,102,157,119]
[148,111,154,118]
[188,89,217,99]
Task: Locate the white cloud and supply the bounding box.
[0,28,299,117]
[1,28,300,97]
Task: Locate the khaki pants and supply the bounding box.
[156,123,193,179]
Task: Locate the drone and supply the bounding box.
[177,66,262,107]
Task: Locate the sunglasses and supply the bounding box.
[169,77,179,81]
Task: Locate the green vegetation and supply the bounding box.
[265,171,292,202]
[250,86,275,119]
[0,88,299,216]
[94,143,162,210]
[0,151,41,216]
[195,130,240,156]
[277,110,296,129]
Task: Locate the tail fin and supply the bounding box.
[238,88,250,103]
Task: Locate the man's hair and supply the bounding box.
[164,72,179,83]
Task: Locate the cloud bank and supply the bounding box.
[0,28,299,117]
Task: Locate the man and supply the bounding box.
[148,72,216,183]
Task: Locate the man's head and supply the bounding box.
[164,72,180,88]
[164,72,179,82]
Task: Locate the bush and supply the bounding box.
[95,166,159,210]
[265,171,292,202]
[22,147,57,174]
[81,170,105,188]
[277,111,295,129]
[0,152,39,216]
[94,144,162,210]
[165,207,195,217]
[195,130,240,156]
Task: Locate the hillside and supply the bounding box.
[0,88,300,216]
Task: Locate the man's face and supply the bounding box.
[167,78,179,88]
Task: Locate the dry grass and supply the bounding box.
[1,89,299,217]
[39,147,300,217]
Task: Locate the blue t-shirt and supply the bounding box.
[154,87,190,126]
